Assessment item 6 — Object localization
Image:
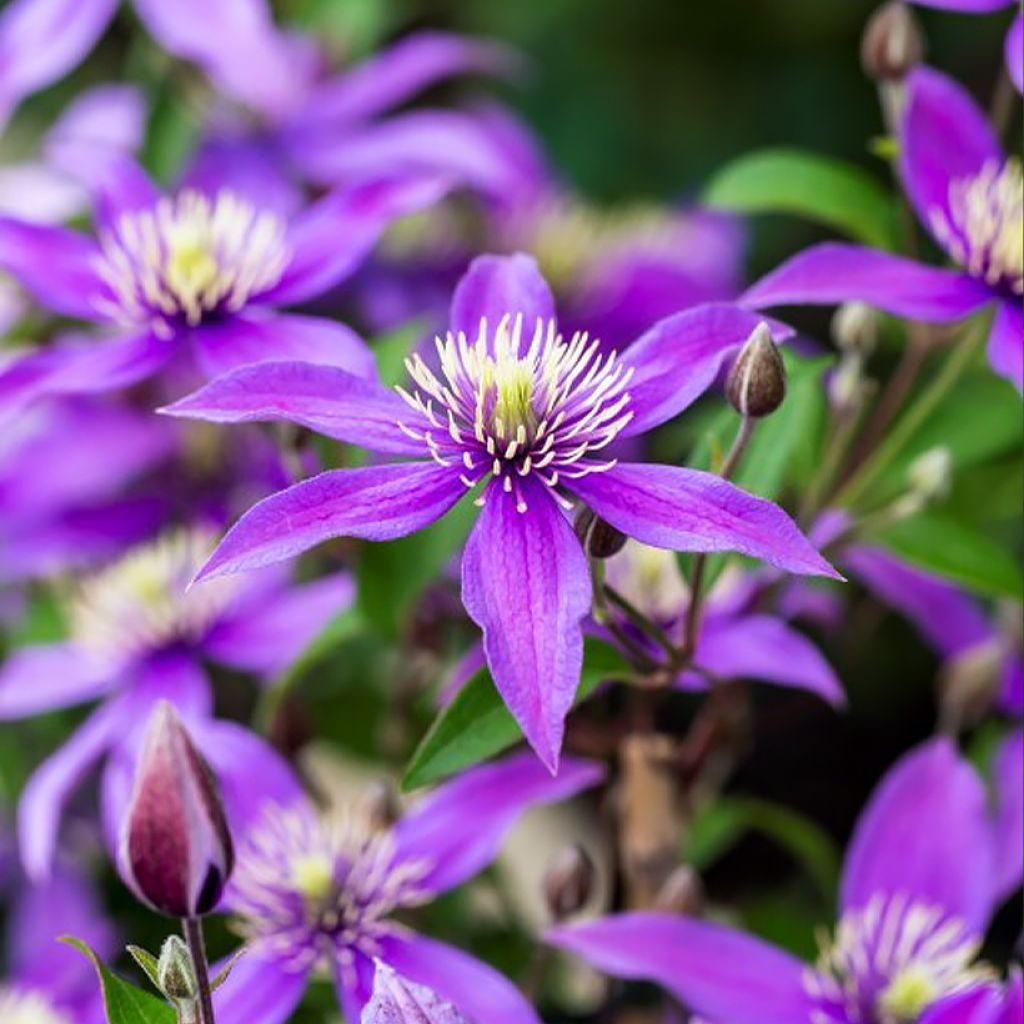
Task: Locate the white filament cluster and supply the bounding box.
[931,158,1023,294]
[804,892,993,1024]
[0,987,71,1024]
[396,315,633,513]
[69,528,237,667]
[93,189,289,336]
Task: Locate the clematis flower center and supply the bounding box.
[0,987,72,1024]
[930,157,1024,295]
[93,189,289,337]
[804,893,994,1024]
[396,314,633,513]
[68,528,237,668]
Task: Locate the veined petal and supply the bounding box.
[460,479,592,771]
[567,462,839,578]
[742,243,993,322]
[840,737,996,931]
[991,729,1023,903]
[620,304,792,436]
[213,949,310,1024]
[365,963,472,1024]
[0,644,113,719]
[162,361,423,455]
[988,299,1023,391]
[393,751,604,893]
[449,252,556,342]
[547,912,814,1024]
[196,462,467,582]
[191,312,377,380]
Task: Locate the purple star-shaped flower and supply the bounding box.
[164,252,838,770]
[743,66,1023,390]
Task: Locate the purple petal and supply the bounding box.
[619,304,791,437]
[363,962,471,1024]
[449,253,556,341]
[162,360,421,455]
[742,243,993,322]
[213,949,310,1024]
[919,986,1009,1024]
[689,614,845,705]
[909,0,1014,9]
[191,312,377,380]
[393,751,603,893]
[196,462,466,582]
[44,83,146,161]
[379,933,542,1024]
[567,462,840,578]
[0,160,88,224]
[901,67,1004,251]
[0,0,116,128]
[263,175,454,307]
[547,912,814,1024]
[0,644,113,718]
[840,737,996,930]
[991,729,1023,903]
[988,299,1023,391]
[999,656,1023,716]
[1008,14,1023,92]
[203,572,355,675]
[460,479,592,771]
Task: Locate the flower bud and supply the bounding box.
[543,843,596,920]
[157,936,198,1002]
[831,302,879,356]
[939,639,1006,732]
[123,701,234,918]
[574,507,628,559]
[725,323,787,418]
[655,864,704,915]
[861,2,925,82]
[907,446,952,504]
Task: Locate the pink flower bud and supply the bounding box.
[122,701,234,918]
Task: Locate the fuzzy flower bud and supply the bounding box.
[861,2,925,82]
[574,507,628,559]
[544,843,596,920]
[831,302,880,356]
[725,323,787,418]
[939,639,1006,732]
[157,936,198,1002]
[655,864,705,915]
[123,701,234,918]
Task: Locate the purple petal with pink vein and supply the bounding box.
[449,252,556,341]
[988,299,1023,391]
[742,243,993,322]
[195,462,467,582]
[567,462,840,578]
[162,360,423,455]
[460,479,592,771]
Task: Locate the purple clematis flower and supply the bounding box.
[548,735,1023,1024]
[0,150,453,421]
[212,752,604,1024]
[164,252,838,770]
[743,66,1023,390]
[0,526,349,881]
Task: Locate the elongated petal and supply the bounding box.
[689,614,844,705]
[203,572,355,675]
[393,752,604,893]
[196,463,466,582]
[567,462,839,578]
[213,949,310,1024]
[162,360,422,455]
[0,0,116,128]
[263,175,454,307]
[192,312,377,380]
[991,729,1023,902]
[547,912,814,1024]
[901,66,1003,246]
[905,985,1004,1024]
[1008,14,1023,92]
[44,83,146,161]
[742,243,993,322]
[380,933,542,1024]
[988,299,1023,391]
[364,963,471,1024]
[840,737,996,930]
[620,304,791,436]
[449,253,556,341]
[0,644,113,718]
[461,479,592,771]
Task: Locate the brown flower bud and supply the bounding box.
[123,701,234,918]
[861,2,925,82]
[543,843,596,920]
[831,302,880,356]
[655,864,704,915]
[725,323,786,418]
[939,639,1006,732]
[574,507,628,559]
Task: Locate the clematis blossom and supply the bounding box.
[212,753,604,1024]
[164,252,838,770]
[549,736,1023,1024]
[743,66,1023,389]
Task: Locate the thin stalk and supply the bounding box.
[603,584,678,663]
[590,558,659,672]
[183,918,215,1024]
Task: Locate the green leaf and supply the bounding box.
[126,946,161,993]
[64,938,176,1024]
[870,511,1023,599]
[704,148,900,250]
[402,638,630,791]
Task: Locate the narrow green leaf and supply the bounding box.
[64,938,176,1024]
[126,946,161,993]
[704,148,900,250]
[402,638,630,791]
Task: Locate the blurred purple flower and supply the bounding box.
[549,735,1022,1024]
[164,253,837,769]
[212,753,604,1024]
[743,66,1023,389]
[0,527,350,881]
